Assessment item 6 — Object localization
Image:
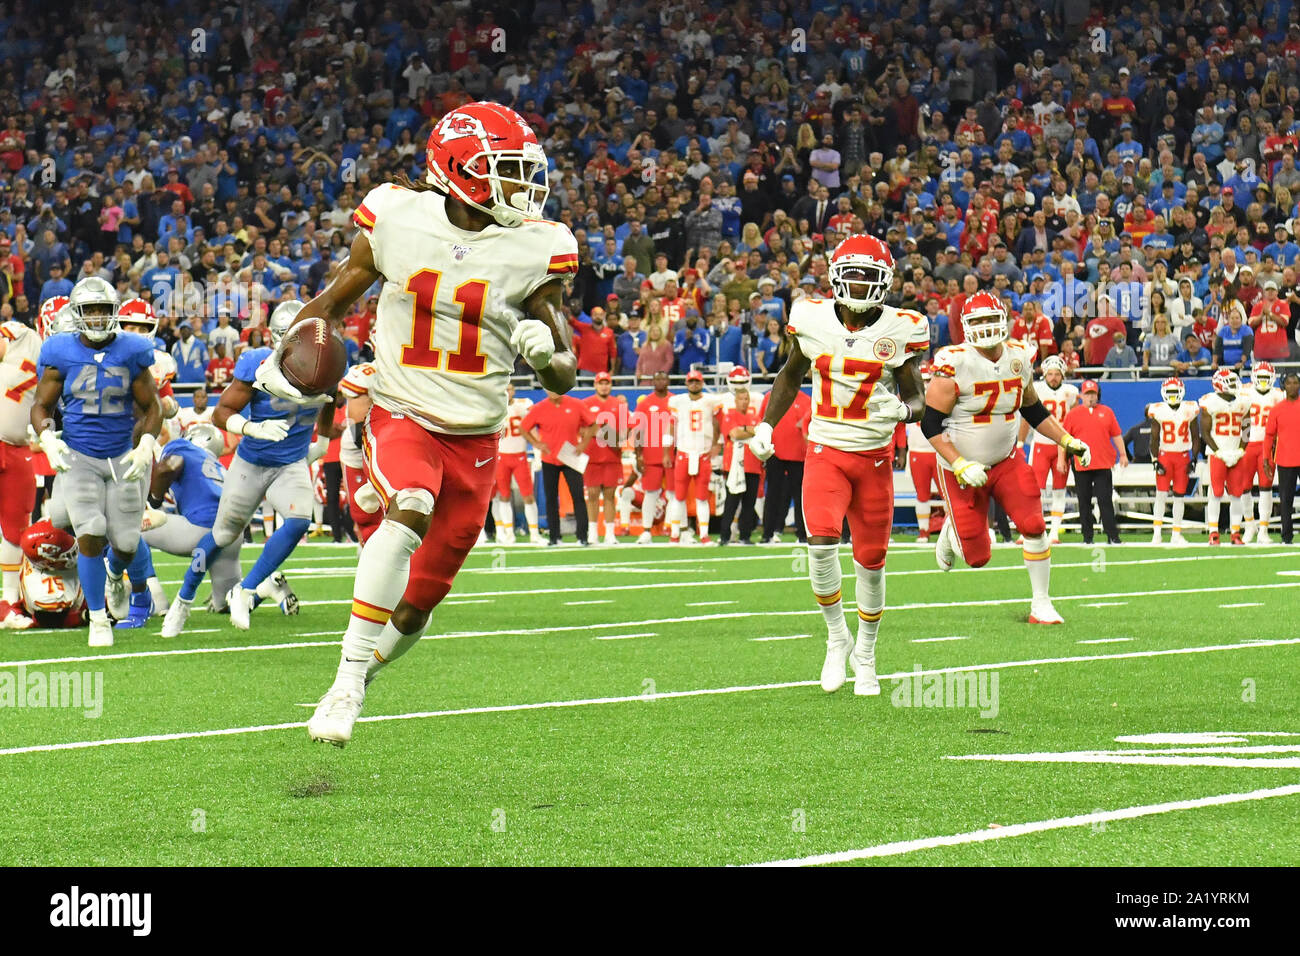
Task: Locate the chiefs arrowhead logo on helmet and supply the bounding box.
[37,295,71,339]
[1161,376,1185,406]
[20,520,78,572]
[1252,361,1276,392]
[1211,367,1239,395]
[118,298,158,338]
[959,291,1008,348]
[828,234,894,314]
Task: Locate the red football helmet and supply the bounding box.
[20,521,77,573]
[425,101,550,227]
[960,291,1008,347]
[727,366,751,391]
[118,298,158,337]
[1211,367,1239,395]
[1161,376,1185,405]
[37,295,71,339]
[828,234,894,312]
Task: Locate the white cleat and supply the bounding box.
[529,531,545,545]
[148,580,168,616]
[603,531,618,546]
[105,570,129,620]
[267,571,299,615]
[679,529,695,545]
[587,526,598,545]
[636,531,653,545]
[770,532,782,544]
[307,684,366,747]
[820,632,854,693]
[0,601,35,630]
[850,650,881,696]
[1241,525,1258,545]
[1150,530,1163,545]
[475,529,487,546]
[1028,600,1064,625]
[1169,532,1190,547]
[935,522,955,571]
[498,527,516,545]
[88,617,114,647]
[228,584,252,630]
[161,596,193,638]
[1256,529,1272,545]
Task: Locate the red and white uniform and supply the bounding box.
[668,392,722,500]
[583,392,627,487]
[0,321,41,557]
[495,395,535,498]
[1199,391,1252,496]
[1147,400,1199,494]
[632,390,674,491]
[932,340,1043,566]
[337,362,383,543]
[19,556,83,625]
[351,182,577,609]
[906,421,939,507]
[1242,386,1284,489]
[1029,378,1078,489]
[789,298,929,568]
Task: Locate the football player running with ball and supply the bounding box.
[29,277,162,647]
[253,102,579,747]
[750,235,929,696]
[924,292,1091,625]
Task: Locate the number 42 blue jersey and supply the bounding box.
[233,347,319,466]
[37,332,155,458]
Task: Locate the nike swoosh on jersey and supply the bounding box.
[874,459,886,467]
[475,457,494,468]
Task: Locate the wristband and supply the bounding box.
[148,493,165,509]
[225,412,249,436]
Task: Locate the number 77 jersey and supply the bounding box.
[353,182,578,436]
[787,298,930,452]
[0,321,42,444]
[931,341,1035,469]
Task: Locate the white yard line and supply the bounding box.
[1219,602,1263,609]
[3,637,1297,757]
[592,632,656,641]
[686,600,736,607]
[1077,638,1134,645]
[911,636,969,643]
[744,782,1300,867]
[1081,602,1129,608]
[564,600,613,606]
[750,635,810,642]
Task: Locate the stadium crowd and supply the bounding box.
[3,0,1300,385]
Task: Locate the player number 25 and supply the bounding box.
[813,355,883,421]
[400,269,490,374]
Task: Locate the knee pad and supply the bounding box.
[395,488,435,515]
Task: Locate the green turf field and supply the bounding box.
[1,537,1298,866]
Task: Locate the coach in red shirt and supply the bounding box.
[1264,371,1300,544]
[758,388,811,543]
[569,306,617,378]
[1084,312,1127,366]
[521,391,596,545]
[718,384,762,544]
[1060,380,1127,544]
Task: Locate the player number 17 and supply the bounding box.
[813,355,883,421]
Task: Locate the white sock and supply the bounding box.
[669,496,683,537]
[88,607,109,625]
[1259,488,1273,531]
[915,501,931,533]
[1049,487,1066,535]
[642,490,660,531]
[618,488,634,528]
[524,501,539,535]
[1,539,20,604]
[1242,491,1255,533]
[1206,494,1221,533]
[1022,533,1051,601]
[808,543,849,640]
[493,499,511,528]
[853,561,885,661]
[1229,496,1243,534]
[1153,490,1167,530]
[1172,497,1185,532]
[147,575,167,611]
[337,519,423,688]
[695,498,710,536]
[365,619,423,680]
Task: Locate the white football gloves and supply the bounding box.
[38,428,72,473]
[1214,446,1245,468]
[511,320,555,370]
[141,507,170,532]
[1061,434,1091,468]
[873,391,910,424]
[252,352,332,406]
[241,418,291,442]
[952,456,988,488]
[122,433,159,481]
[750,421,775,461]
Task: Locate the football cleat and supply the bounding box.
[636,531,653,544]
[105,570,129,620]
[935,522,955,571]
[1169,532,1190,546]
[307,685,366,747]
[228,584,252,630]
[114,591,153,629]
[1028,600,1064,625]
[88,616,114,647]
[820,632,854,692]
[850,635,880,696]
[679,529,695,545]
[267,571,299,615]
[770,532,783,544]
[529,531,545,545]
[698,534,712,545]
[1241,525,1257,545]
[603,530,618,546]
[917,532,930,543]
[1150,529,1162,544]
[1208,531,1221,546]
[1230,532,1244,546]
[161,596,193,638]
[1256,529,1272,545]
[0,600,35,630]
[148,579,168,616]
[498,527,516,545]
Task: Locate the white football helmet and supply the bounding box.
[269,300,305,346]
[1252,361,1276,393]
[69,276,121,343]
[1211,367,1239,396]
[185,421,225,457]
[1161,376,1185,406]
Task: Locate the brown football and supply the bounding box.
[278,317,347,396]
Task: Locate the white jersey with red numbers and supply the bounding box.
[1147,401,1199,454]
[668,393,722,455]
[1198,392,1251,454]
[905,421,933,453]
[1029,379,1079,446]
[499,396,533,454]
[19,557,82,615]
[337,361,377,468]
[932,340,1036,469]
[1245,387,1284,443]
[353,183,578,435]
[0,321,42,445]
[787,297,930,453]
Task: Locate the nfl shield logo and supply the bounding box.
[452,244,471,261]
[845,338,856,347]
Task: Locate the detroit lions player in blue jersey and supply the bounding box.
[162,301,341,637]
[30,276,162,648]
